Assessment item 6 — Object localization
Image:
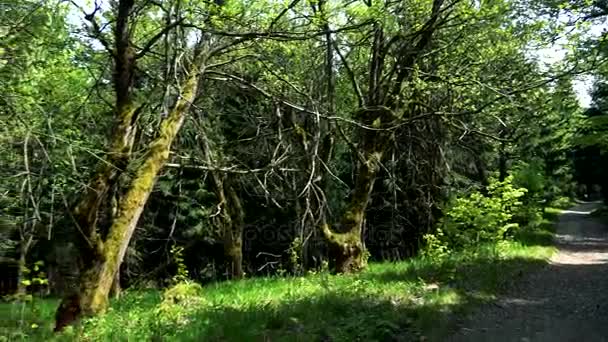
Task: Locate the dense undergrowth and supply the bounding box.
[1,208,562,342]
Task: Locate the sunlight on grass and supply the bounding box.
[1,224,557,342]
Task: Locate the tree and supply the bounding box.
[54,0,204,329]
[0,0,593,333]
[1,0,103,297]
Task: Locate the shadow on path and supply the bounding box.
[447,201,608,342]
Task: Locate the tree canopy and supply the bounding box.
[1,0,605,333]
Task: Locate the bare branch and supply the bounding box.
[135,19,184,59]
[165,163,301,174]
[333,40,365,107]
[268,0,301,31]
[69,0,114,56]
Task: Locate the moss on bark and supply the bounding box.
[322,108,389,274]
[55,71,201,330]
[322,223,366,273]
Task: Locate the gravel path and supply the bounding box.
[447,202,608,342]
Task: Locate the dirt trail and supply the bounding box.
[447,202,608,342]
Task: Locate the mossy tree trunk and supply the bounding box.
[322,0,445,273]
[295,0,335,271]
[322,108,392,273]
[55,0,141,330]
[54,69,202,331]
[200,133,245,279]
[321,24,392,273]
[222,180,245,279]
[71,0,139,255]
[109,271,121,299]
[208,174,245,279]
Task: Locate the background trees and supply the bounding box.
[0,0,596,331]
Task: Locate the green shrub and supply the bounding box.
[421,230,450,259]
[549,196,572,209]
[512,161,545,200]
[424,176,527,255]
[170,245,189,284]
[155,282,207,333]
[512,205,544,228]
[510,161,572,226]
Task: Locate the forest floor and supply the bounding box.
[2,208,566,341]
[448,201,608,342]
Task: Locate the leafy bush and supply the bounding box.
[549,196,572,209]
[512,205,543,229]
[424,176,527,255]
[155,282,207,333]
[170,245,189,284]
[510,161,571,227]
[512,161,545,200]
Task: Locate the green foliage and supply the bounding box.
[425,177,527,254]
[0,0,588,336]
[1,233,555,341]
[0,298,59,341]
[421,230,451,260]
[170,245,189,284]
[155,282,207,333]
[2,261,51,341]
[509,162,550,227]
[512,161,546,199]
[6,261,48,303]
[288,237,303,274]
[24,260,49,288]
[549,196,574,209]
[1,0,107,269]
[512,205,544,229]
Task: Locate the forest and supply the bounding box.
[2,0,608,340]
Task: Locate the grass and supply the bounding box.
[513,206,561,247]
[1,210,561,342]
